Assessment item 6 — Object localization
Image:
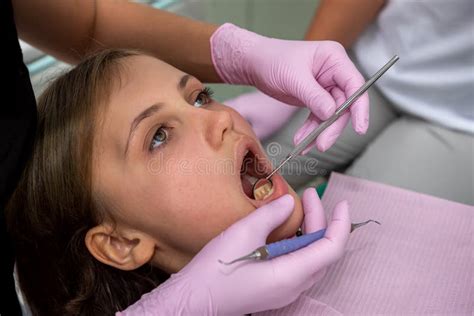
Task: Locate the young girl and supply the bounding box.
[6,49,309,314]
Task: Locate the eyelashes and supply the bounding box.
[194,87,214,108]
[149,87,214,152]
[150,126,169,151]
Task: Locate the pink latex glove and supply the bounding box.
[225,91,298,141]
[118,194,351,315]
[211,23,369,153]
[294,86,351,154]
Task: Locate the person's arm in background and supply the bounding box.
[305,0,386,47]
[13,0,370,140]
[13,0,384,85]
[13,0,221,82]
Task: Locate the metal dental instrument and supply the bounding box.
[218,220,381,265]
[252,55,399,198]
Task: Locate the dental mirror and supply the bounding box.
[252,178,273,200]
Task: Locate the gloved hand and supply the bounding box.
[224,91,298,141]
[211,23,369,153]
[118,193,351,316]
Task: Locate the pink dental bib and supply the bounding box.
[256,172,473,315]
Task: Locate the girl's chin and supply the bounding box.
[265,189,303,243]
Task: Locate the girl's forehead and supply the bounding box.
[123,55,184,81]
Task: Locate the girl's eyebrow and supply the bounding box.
[178,74,193,91]
[124,103,164,157]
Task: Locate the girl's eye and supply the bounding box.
[150,127,168,150]
[193,87,214,108]
[149,87,214,152]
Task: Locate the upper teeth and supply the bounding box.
[244,149,249,156]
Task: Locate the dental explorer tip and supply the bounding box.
[218,255,252,265]
[217,257,248,266]
[218,250,263,265]
[350,219,381,232]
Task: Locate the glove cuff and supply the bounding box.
[210,23,262,85]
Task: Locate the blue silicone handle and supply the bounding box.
[265,228,327,259]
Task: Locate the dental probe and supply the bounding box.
[252,55,399,198]
[218,219,380,265]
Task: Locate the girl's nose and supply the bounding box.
[202,109,233,149]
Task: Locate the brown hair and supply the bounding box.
[6,49,168,315]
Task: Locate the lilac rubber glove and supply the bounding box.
[225,91,298,141]
[211,23,369,153]
[294,86,351,154]
[118,194,351,315]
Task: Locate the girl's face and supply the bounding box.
[92,55,303,272]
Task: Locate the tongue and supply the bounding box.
[240,174,255,198]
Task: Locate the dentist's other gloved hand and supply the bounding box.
[118,194,351,316]
[225,91,298,141]
[211,23,369,153]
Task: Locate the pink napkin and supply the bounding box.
[257,173,473,315]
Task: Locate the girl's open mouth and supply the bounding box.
[240,149,270,199]
[235,137,288,208]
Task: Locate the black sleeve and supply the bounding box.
[0,0,38,315]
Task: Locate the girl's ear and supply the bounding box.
[85,224,156,271]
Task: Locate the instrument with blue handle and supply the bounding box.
[218,220,380,265]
